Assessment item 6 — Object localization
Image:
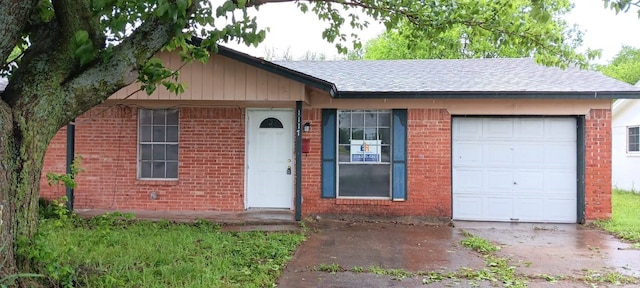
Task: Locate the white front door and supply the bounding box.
[246,110,294,209]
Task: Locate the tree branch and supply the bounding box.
[59,1,202,123]
[0,0,38,68]
[51,0,104,50]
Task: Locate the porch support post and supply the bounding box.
[295,101,303,221]
[66,120,76,210]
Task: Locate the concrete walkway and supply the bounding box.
[278,220,640,287]
[74,209,299,231]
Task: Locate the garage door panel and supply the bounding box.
[514,198,545,220]
[546,118,577,140]
[485,197,513,219]
[544,199,577,222]
[453,197,483,219]
[485,143,513,165]
[486,170,514,191]
[544,143,576,168]
[452,169,483,191]
[452,117,577,223]
[545,172,576,192]
[452,142,483,166]
[454,118,483,139]
[485,119,514,138]
[515,119,545,138]
[513,144,545,166]
[513,171,544,191]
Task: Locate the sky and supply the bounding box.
[224,0,640,64]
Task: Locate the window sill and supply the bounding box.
[626,152,640,157]
[336,199,392,206]
[135,179,180,186]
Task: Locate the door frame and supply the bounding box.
[244,108,295,209]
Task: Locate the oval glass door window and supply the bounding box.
[259,117,283,128]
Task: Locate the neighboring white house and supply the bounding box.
[612,97,640,191]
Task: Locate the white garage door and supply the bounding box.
[452,117,577,223]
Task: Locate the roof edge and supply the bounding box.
[187,38,338,96]
[336,91,640,99]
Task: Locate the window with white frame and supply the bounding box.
[629,126,640,153]
[337,110,391,197]
[139,109,179,179]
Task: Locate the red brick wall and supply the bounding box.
[585,109,612,220]
[41,106,246,211]
[300,108,451,218]
[41,105,611,220]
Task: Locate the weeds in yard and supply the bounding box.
[460,230,500,254]
[315,263,342,273]
[583,270,637,285]
[595,189,640,242]
[33,203,305,287]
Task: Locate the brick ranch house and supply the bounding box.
[37,46,640,224]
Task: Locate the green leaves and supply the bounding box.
[138,58,186,96]
[597,45,640,85]
[356,0,593,68]
[70,31,96,66]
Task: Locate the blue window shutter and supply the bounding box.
[392,109,407,201]
[321,109,337,198]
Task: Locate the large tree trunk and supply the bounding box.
[0,1,195,284]
[0,102,18,281]
[0,99,60,286]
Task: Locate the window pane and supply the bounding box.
[351,128,364,140]
[166,110,179,125]
[379,113,390,127]
[166,144,178,161]
[259,117,284,128]
[338,145,350,162]
[140,126,152,142]
[381,146,391,162]
[338,128,350,144]
[364,128,377,140]
[140,162,152,178]
[140,144,152,160]
[166,162,178,178]
[153,110,166,125]
[338,164,390,197]
[153,144,166,160]
[339,113,351,127]
[140,110,153,125]
[152,162,165,178]
[167,126,178,142]
[153,126,165,142]
[630,127,640,152]
[351,112,364,127]
[365,112,377,127]
[379,128,391,144]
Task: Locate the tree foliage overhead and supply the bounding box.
[359,0,597,64]
[0,0,617,284]
[596,46,640,85]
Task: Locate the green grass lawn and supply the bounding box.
[33,212,305,288]
[596,189,640,243]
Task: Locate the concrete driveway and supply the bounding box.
[278,220,640,287]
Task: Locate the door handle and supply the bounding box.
[286,166,292,175]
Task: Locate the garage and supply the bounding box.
[452,117,577,223]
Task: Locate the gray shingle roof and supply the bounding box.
[276,58,640,97]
